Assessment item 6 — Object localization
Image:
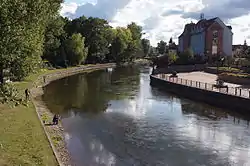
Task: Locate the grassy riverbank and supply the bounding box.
[0,64,117,166]
[0,69,58,166]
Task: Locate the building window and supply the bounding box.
[213,30,218,38]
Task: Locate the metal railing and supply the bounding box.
[154,74,250,99]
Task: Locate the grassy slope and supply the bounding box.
[0,69,59,166]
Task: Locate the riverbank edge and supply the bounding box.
[30,63,116,166]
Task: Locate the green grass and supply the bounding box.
[0,69,60,166]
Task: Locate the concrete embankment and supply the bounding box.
[31,63,115,166]
[150,75,250,115]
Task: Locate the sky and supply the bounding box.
[61,0,250,46]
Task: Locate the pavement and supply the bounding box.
[176,72,241,88]
[164,71,250,98]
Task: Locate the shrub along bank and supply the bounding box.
[218,72,250,85]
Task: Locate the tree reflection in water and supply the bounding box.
[42,66,140,114]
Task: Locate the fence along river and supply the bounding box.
[154,73,250,98]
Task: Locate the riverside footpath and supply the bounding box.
[31,63,116,166]
[150,72,250,115]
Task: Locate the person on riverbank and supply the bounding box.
[43,76,46,84]
[25,89,30,101]
[52,114,59,125]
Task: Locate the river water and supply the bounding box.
[43,66,250,166]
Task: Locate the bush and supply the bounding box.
[208,67,242,73]
[177,48,194,64]
[219,72,250,79]
[168,52,178,64]
[0,83,23,105]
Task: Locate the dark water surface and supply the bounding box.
[43,66,250,166]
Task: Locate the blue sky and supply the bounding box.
[61,0,250,46]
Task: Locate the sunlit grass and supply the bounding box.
[0,64,111,165]
[0,69,62,166]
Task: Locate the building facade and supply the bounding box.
[178,17,233,58]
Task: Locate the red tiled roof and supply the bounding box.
[178,17,220,38]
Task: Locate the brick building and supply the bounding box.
[178,17,233,58]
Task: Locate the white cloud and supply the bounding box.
[60,2,78,17]
[61,0,250,46]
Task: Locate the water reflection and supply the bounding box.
[43,66,250,166]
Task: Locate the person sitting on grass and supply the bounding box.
[52,114,59,125]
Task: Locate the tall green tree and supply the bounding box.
[156,40,167,55]
[111,27,133,64]
[43,16,66,66]
[0,0,62,82]
[66,33,88,66]
[127,22,143,58]
[65,17,113,63]
[141,39,151,57]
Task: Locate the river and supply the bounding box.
[43,65,250,166]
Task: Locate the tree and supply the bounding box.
[110,27,133,64]
[66,33,88,66]
[156,40,167,55]
[65,17,113,63]
[169,37,173,45]
[149,47,157,57]
[43,16,66,66]
[168,52,178,64]
[178,48,194,64]
[127,22,143,58]
[0,0,62,82]
[141,39,151,57]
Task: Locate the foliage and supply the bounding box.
[219,72,250,79]
[156,40,167,54]
[169,37,173,44]
[127,22,142,52]
[168,52,178,64]
[149,47,158,57]
[43,16,66,66]
[0,83,22,105]
[208,67,242,73]
[0,0,62,82]
[0,0,146,82]
[178,48,194,64]
[141,39,151,57]
[65,33,88,66]
[110,27,133,64]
